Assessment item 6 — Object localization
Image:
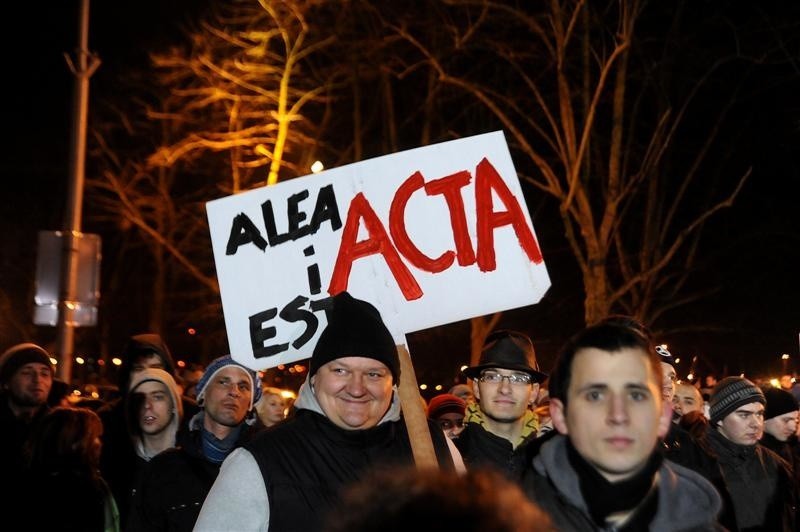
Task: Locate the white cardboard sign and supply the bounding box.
[206,131,550,370]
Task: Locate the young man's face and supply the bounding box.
[660,362,676,403]
[136,381,174,435]
[312,357,393,430]
[473,368,538,425]
[203,366,253,429]
[131,353,165,375]
[717,403,764,445]
[673,383,702,416]
[551,347,671,483]
[717,402,764,445]
[764,411,799,442]
[7,362,53,408]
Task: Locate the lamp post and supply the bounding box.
[55,0,100,383]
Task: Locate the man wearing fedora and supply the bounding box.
[456,329,547,480]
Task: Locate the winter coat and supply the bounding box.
[523,434,724,531]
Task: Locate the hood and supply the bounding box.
[126,368,183,460]
[117,333,176,393]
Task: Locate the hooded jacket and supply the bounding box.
[194,376,460,531]
[98,334,196,524]
[523,434,723,531]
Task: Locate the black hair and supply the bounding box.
[548,320,660,408]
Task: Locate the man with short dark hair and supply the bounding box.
[699,377,796,531]
[523,322,722,530]
[194,292,458,531]
[456,330,547,480]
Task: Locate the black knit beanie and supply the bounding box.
[763,387,799,420]
[309,292,400,383]
[709,376,765,424]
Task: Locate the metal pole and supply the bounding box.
[56,0,99,383]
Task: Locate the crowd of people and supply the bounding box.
[1,292,798,531]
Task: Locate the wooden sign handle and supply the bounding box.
[396,343,439,469]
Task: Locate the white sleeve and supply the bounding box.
[193,448,269,531]
[446,436,467,474]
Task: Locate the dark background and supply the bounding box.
[2,1,799,395]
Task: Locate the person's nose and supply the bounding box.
[345,374,367,396]
[497,376,513,394]
[607,394,629,425]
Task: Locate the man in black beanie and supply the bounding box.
[697,376,796,531]
[195,291,458,531]
[0,343,55,515]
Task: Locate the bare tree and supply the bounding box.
[377,0,769,328]
[87,0,337,349]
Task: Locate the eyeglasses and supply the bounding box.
[438,419,464,430]
[478,371,532,386]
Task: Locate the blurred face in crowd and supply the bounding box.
[717,402,764,445]
[204,367,253,433]
[473,369,538,425]
[313,357,393,430]
[660,362,676,403]
[780,375,793,390]
[259,393,287,427]
[7,362,53,408]
[131,353,165,376]
[673,383,703,416]
[450,384,475,405]
[136,381,174,436]
[435,412,465,439]
[551,347,671,483]
[764,410,798,442]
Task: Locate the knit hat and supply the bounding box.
[427,393,466,419]
[462,330,547,382]
[0,343,54,385]
[309,292,400,383]
[196,355,262,412]
[709,376,765,424]
[763,387,800,420]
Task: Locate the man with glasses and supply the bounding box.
[455,329,547,480]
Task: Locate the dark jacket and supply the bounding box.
[700,426,796,531]
[97,334,198,524]
[0,396,50,516]
[16,467,117,532]
[127,412,264,532]
[247,409,455,531]
[523,434,724,531]
[455,421,535,480]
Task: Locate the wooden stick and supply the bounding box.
[396,343,438,469]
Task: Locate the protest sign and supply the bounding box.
[206,130,550,370]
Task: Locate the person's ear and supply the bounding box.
[657,397,672,438]
[472,379,481,402]
[550,398,569,435]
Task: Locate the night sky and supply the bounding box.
[2,1,799,392]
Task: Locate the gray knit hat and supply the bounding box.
[709,376,765,424]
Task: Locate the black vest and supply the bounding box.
[245,409,454,532]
